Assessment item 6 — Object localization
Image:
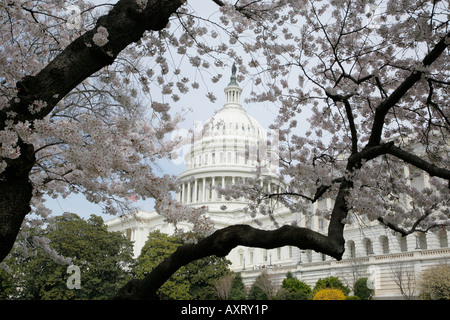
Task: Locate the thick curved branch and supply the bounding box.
[350,142,450,181]
[114,224,343,299]
[386,145,450,180]
[1,0,185,129]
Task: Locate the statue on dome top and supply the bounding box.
[229,63,238,85]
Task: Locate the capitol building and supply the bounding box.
[106,67,450,300]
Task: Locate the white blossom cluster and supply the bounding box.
[92,26,109,47]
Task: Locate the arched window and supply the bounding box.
[306,250,312,263]
[439,230,448,248]
[416,233,427,250]
[398,235,407,252]
[380,235,389,254]
[347,240,356,258]
[364,238,374,255]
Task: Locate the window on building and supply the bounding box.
[365,238,374,255]
[417,233,427,250]
[319,218,325,230]
[306,250,312,263]
[347,240,356,258]
[380,235,389,254]
[439,230,448,248]
[399,235,408,252]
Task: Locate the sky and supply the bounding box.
[42,0,286,221]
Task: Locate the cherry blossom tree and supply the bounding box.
[0,0,449,300]
[0,0,193,263]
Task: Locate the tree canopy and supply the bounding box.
[1,213,134,299]
[135,230,231,299]
[0,0,448,299]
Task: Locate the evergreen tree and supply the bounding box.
[135,230,231,300]
[6,213,134,299]
[135,230,190,299]
[313,276,350,297]
[0,267,15,299]
[229,273,246,300]
[248,281,268,300]
[354,278,374,300]
[186,255,231,300]
[280,272,312,300]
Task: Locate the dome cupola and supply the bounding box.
[224,63,242,108]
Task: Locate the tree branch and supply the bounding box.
[367,31,450,147]
[114,224,343,299]
[1,0,185,130]
[385,144,450,180]
[326,91,358,154]
[262,177,344,203]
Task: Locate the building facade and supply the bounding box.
[106,68,450,299]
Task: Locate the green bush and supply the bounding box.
[354,277,374,300]
[279,272,312,300]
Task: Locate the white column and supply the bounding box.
[187,181,191,204]
[194,179,198,203]
[212,176,216,201]
[202,178,206,202]
[182,183,186,204]
[221,176,225,199]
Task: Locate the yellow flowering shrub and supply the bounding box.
[313,288,346,300]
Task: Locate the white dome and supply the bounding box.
[176,65,280,213]
[205,102,266,140]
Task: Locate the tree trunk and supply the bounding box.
[0,142,35,262]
